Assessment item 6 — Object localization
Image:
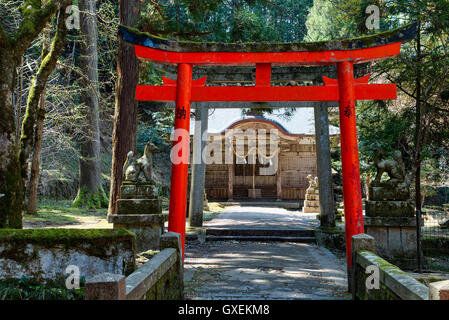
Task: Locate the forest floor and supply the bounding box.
[23,199,111,229]
[23,199,225,230]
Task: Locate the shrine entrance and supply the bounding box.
[119,23,417,272]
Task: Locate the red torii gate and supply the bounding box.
[119,24,417,270]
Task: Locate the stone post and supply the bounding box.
[85,273,126,300]
[429,280,449,300]
[189,104,209,227]
[351,233,375,299]
[313,102,335,227]
[160,232,184,299]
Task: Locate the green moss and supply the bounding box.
[359,251,410,275]
[0,228,135,248]
[72,186,108,209]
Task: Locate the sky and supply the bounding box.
[190,107,340,135]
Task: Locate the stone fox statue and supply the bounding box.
[123,142,158,182]
[373,147,406,184]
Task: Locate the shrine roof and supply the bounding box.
[119,23,417,53]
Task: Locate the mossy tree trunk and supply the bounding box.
[108,0,141,215]
[20,7,71,214]
[0,51,23,228]
[72,0,107,209]
[0,0,70,228]
[27,86,47,215]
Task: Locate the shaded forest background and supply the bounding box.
[0,0,448,227]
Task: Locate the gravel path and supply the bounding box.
[184,206,350,300]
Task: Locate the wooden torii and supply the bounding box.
[119,24,417,270]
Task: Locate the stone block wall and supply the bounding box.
[354,250,428,300]
[0,229,136,284]
[85,232,183,300]
[351,233,449,300]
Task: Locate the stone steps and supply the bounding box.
[204,228,316,243]
[205,235,316,243]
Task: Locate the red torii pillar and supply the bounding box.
[168,63,192,259]
[337,62,365,268]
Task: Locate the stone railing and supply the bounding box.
[85,232,183,300]
[351,234,449,300]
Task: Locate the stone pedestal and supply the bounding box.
[364,216,419,270]
[364,181,418,270]
[109,214,165,252]
[109,182,164,252]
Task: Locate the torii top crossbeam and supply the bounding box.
[118,23,417,271]
[120,24,416,103]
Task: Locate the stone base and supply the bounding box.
[116,199,161,215]
[305,194,319,201]
[109,214,165,252]
[304,206,320,213]
[304,198,320,213]
[315,227,346,251]
[369,181,410,201]
[364,216,418,270]
[305,199,319,207]
[120,183,159,199]
[365,200,414,217]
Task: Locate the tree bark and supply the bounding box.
[27,90,46,214]
[72,0,107,208]
[108,0,141,215]
[0,53,23,228]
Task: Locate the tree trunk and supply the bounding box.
[0,53,23,228]
[108,0,141,215]
[73,0,107,208]
[415,22,422,212]
[26,90,46,215]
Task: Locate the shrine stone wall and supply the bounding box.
[0,229,136,284]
